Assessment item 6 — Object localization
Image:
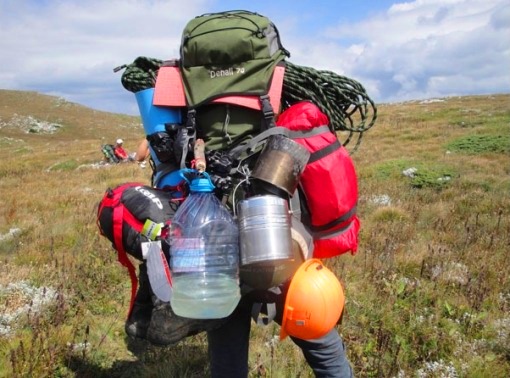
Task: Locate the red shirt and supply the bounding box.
[114,145,128,160]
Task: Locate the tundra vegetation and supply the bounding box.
[0,90,509,377]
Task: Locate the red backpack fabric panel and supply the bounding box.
[276,101,360,258]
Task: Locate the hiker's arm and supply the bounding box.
[136,139,150,162]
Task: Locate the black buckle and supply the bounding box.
[260,95,274,119]
[186,109,196,128]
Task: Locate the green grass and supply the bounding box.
[447,134,510,154]
[0,90,509,377]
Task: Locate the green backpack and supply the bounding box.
[179,10,290,151]
[101,144,119,164]
[180,10,288,106]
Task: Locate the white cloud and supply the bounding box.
[0,0,508,113]
[316,0,510,102]
[0,0,207,112]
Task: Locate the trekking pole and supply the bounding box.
[194,139,206,172]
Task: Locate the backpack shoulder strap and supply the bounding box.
[112,205,140,319]
[227,124,289,160]
[247,286,283,326]
[97,183,145,319]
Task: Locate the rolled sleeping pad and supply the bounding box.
[135,88,183,189]
[135,88,182,135]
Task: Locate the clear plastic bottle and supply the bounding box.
[169,171,240,319]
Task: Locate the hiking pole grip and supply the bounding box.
[194,139,206,172]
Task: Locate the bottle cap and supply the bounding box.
[179,168,216,192]
[190,174,215,192]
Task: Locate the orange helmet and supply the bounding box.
[280,259,345,340]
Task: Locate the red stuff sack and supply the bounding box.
[276,101,360,258]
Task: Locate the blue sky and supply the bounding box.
[0,0,509,115]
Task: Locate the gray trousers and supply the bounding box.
[207,294,353,378]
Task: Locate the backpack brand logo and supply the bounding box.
[209,66,245,79]
[135,186,163,209]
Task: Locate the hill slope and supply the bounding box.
[0,90,509,377]
[0,89,142,145]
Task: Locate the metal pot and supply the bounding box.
[238,216,311,290]
[251,135,309,197]
[237,195,293,266]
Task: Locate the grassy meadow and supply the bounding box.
[0,89,509,377]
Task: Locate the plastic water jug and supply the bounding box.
[169,170,240,319]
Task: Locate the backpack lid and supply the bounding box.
[179,10,289,107]
[153,64,285,112]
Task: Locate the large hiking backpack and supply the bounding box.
[116,10,374,250]
[117,13,376,194]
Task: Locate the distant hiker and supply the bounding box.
[113,138,128,160]
[114,138,135,162]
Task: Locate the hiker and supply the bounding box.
[113,138,128,161]
[113,138,135,162]
[208,297,353,378]
[109,10,377,377]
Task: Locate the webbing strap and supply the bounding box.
[178,111,197,169]
[251,302,277,326]
[313,218,355,239]
[308,138,342,164]
[228,127,288,159]
[286,125,331,139]
[227,124,334,162]
[311,205,357,233]
[97,183,141,234]
[100,183,145,319]
[112,205,140,319]
[259,94,276,130]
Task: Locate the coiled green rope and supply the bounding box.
[115,56,164,93]
[283,61,377,151]
[116,57,377,151]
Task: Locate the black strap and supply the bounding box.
[286,125,330,139]
[310,205,357,233]
[229,124,336,161]
[259,94,276,131]
[248,285,283,326]
[251,302,277,326]
[313,218,355,239]
[228,127,289,160]
[308,138,342,164]
[174,109,197,169]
